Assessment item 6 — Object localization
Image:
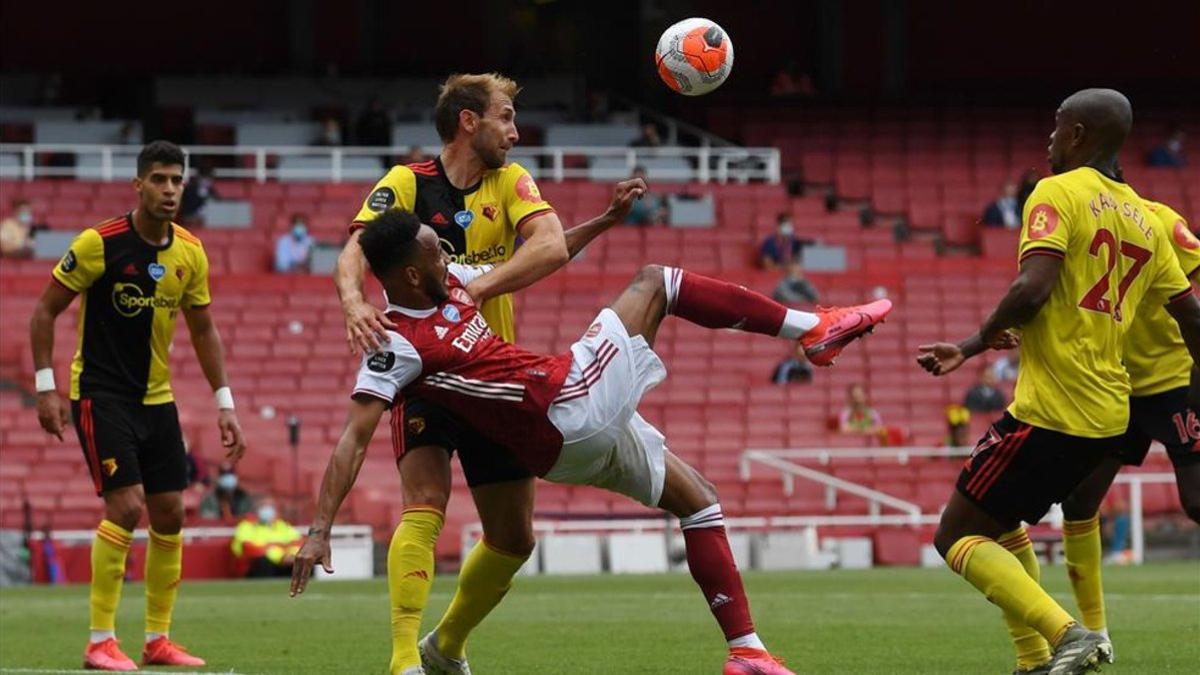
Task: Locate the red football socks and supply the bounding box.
[663,267,814,339]
[680,505,757,642]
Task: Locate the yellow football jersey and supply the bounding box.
[351,158,554,343]
[52,216,211,404]
[1124,200,1200,396]
[1009,168,1191,437]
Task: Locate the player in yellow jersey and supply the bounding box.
[329,73,645,675]
[1055,197,1200,660]
[29,141,247,671]
[917,89,1200,675]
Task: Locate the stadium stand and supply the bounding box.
[2,103,1190,566]
[1,106,1191,564]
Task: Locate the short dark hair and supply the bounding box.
[358,209,422,278]
[434,73,519,143]
[137,140,185,176]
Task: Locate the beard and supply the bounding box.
[424,276,450,305]
[473,136,506,169]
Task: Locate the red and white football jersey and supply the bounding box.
[353,264,573,475]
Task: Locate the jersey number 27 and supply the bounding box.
[1078,229,1152,322]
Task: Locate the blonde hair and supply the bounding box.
[434,73,521,142]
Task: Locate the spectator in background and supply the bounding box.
[1016,168,1040,214]
[982,180,1021,229]
[199,462,254,522]
[314,118,343,146]
[839,383,884,436]
[402,146,431,165]
[1103,492,1133,564]
[179,166,218,223]
[355,97,392,147]
[631,122,663,148]
[623,167,668,226]
[944,404,972,447]
[0,199,37,258]
[274,215,314,273]
[773,261,820,305]
[117,122,139,145]
[231,499,303,578]
[759,213,814,269]
[991,353,1019,383]
[357,98,393,169]
[963,367,1007,413]
[771,343,813,385]
[1146,128,1186,167]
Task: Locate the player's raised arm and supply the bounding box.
[29,281,77,440]
[336,229,397,354]
[465,210,568,304]
[290,395,387,596]
[563,177,648,259]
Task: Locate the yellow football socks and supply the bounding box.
[947,535,1076,647]
[434,539,529,659]
[90,520,132,632]
[1063,514,1106,631]
[387,508,444,674]
[997,528,1052,669]
[144,528,183,636]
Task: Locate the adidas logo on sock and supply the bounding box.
[710,593,732,609]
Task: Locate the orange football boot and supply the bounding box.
[799,299,893,366]
[83,638,137,671]
[142,636,206,667]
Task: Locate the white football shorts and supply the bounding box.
[546,308,669,506]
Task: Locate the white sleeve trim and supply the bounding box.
[447,262,494,286]
[352,331,422,403]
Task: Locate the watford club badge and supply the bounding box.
[408,417,426,436]
[102,458,119,477]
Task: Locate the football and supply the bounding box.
[655,17,734,96]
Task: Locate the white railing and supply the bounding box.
[740,445,1185,566]
[0,143,782,184]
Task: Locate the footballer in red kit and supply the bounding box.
[293,209,892,674]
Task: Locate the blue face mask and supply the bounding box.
[258,506,277,523]
[217,473,237,491]
[292,224,308,239]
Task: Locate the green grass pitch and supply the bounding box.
[1,564,1197,674]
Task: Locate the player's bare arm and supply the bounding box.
[917,256,1056,376]
[182,305,246,461]
[336,228,397,354]
[1164,293,1200,411]
[290,396,386,596]
[463,211,568,304]
[562,177,649,260]
[29,281,76,440]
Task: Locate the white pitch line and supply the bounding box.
[0,670,245,675]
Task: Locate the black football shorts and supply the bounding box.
[396,397,534,488]
[1115,387,1200,468]
[956,412,1120,526]
[72,398,188,496]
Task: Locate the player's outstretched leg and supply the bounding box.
[141,491,205,668]
[656,265,891,365]
[656,452,794,675]
[935,491,1109,675]
[83,486,141,672]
